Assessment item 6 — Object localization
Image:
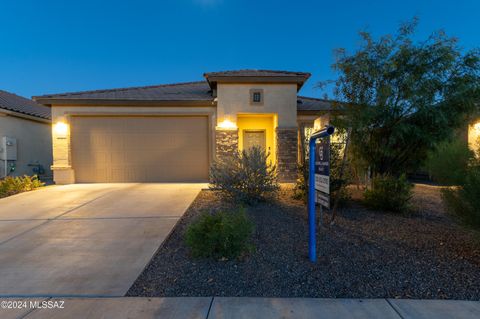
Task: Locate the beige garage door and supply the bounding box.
[71,116,209,183]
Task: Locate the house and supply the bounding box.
[0,90,52,179]
[33,70,332,184]
[468,116,480,153]
[32,69,479,185]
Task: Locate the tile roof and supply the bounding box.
[297,96,335,111]
[32,73,338,113]
[0,90,51,120]
[204,69,311,78]
[34,81,213,101]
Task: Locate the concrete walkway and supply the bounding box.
[0,183,204,297]
[2,297,479,319]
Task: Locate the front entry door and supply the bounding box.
[243,130,266,152]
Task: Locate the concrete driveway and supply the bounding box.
[0,183,204,297]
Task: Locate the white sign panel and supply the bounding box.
[316,191,330,208]
[315,174,330,194]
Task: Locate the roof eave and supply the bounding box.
[33,98,216,107]
[204,75,310,91]
[0,108,51,123]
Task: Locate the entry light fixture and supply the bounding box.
[54,121,69,138]
[217,119,237,130]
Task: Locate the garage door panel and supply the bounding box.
[71,116,209,183]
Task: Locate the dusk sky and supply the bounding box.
[1,0,478,99]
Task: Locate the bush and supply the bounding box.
[329,141,352,207]
[185,209,254,259]
[294,133,351,205]
[364,174,413,213]
[442,166,480,230]
[293,152,351,207]
[426,139,475,185]
[292,163,308,201]
[210,146,279,204]
[0,175,44,198]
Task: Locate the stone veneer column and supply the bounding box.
[215,129,239,161]
[51,118,75,184]
[276,127,298,182]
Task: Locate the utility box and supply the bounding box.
[0,137,17,161]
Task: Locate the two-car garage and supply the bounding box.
[70,116,210,183]
[33,81,216,184]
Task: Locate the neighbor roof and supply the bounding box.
[0,90,51,120]
[297,96,335,112]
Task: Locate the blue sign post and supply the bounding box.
[308,125,334,262]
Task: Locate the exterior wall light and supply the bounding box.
[54,121,69,138]
[217,119,237,130]
[474,122,480,131]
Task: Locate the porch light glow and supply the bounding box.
[474,122,480,131]
[54,121,69,137]
[217,119,237,130]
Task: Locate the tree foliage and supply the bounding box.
[330,19,480,176]
[425,138,475,185]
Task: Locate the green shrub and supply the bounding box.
[293,162,351,207]
[210,146,279,204]
[364,174,413,213]
[292,163,308,201]
[442,166,480,230]
[330,141,352,207]
[425,139,475,185]
[185,209,254,259]
[0,175,44,198]
[294,139,351,205]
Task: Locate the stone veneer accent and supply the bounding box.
[276,128,298,182]
[51,120,75,184]
[215,129,239,161]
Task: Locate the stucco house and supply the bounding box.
[33,70,332,184]
[468,114,480,153]
[0,90,52,179]
[32,69,480,185]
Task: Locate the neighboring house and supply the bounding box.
[0,90,52,179]
[468,112,480,154]
[33,70,333,184]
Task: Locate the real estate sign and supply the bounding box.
[314,136,330,209]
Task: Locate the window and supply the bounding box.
[250,89,264,105]
[253,92,262,103]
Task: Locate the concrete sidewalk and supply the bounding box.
[2,297,479,319]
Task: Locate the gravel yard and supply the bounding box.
[127,184,480,299]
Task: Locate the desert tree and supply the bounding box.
[329,19,480,177]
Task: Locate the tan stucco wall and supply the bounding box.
[50,83,300,184]
[0,114,52,178]
[50,105,216,184]
[216,83,298,128]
